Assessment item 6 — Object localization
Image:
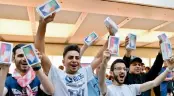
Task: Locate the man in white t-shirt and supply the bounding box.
[34,13,111,96]
[99,50,174,96]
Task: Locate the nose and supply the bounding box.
[22,57,26,62]
[120,68,125,73]
[72,57,77,62]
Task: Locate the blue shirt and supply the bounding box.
[160,67,172,93]
[88,75,112,96]
[5,75,41,96]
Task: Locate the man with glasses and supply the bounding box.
[99,50,174,96]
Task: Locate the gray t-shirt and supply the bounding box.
[106,84,141,96]
[48,65,93,96]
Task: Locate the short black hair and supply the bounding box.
[63,44,80,58]
[12,44,25,55]
[110,59,126,71]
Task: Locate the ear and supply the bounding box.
[62,59,65,66]
[110,71,113,76]
[12,54,15,63]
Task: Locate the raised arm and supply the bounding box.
[34,13,56,75]
[140,59,174,92]
[0,65,9,96]
[123,36,133,68]
[36,69,54,95]
[80,43,88,57]
[91,40,108,71]
[98,50,111,96]
[90,26,114,71]
[32,50,54,95]
[145,40,163,81]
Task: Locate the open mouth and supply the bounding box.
[70,64,79,68]
[22,63,28,65]
[119,74,125,79]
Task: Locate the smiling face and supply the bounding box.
[13,49,29,73]
[129,61,141,74]
[62,50,80,74]
[111,63,127,85]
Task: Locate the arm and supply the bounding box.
[32,50,55,95]
[0,65,9,96]
[35,69,54,95]
[80,43,88,57]
[123,36,133,68]
[98,50,111,95]
[140,68,169,92]
[145,41,163,81]
[164,77,172,81]
[91,40,108,71]
[34,13,55,75]
[90,25,115,71]
[140,59,174,92]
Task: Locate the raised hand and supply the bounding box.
[103,49,111,63]
[165,55,174,70]
[107,25,115,36]
[159,40,162,53]
[35,49,42,60]
[125,36,132,57]
[31,49,42,71]
[39,13,56,24]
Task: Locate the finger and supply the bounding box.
[52,12,56,18]
[35,49,39,52]
[159,40,162,44]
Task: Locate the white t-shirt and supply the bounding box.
[106,84,141,96]
[48,65,93,96]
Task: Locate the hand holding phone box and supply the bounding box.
[126,33,136,50]
[108,36,120,56]
[161,43,173,60]
[21,44,41,66]
[36,0,61,18]
[0,42,13,65]
[158,33,171,44]
[104,17,118,35]
[84,32,98,46]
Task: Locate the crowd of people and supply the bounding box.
[0,12,174,96]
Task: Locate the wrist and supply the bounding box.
[125,51,131,57]
[39,20,47,25]
[32,64,41,71]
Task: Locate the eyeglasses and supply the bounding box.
[114,67,129,72]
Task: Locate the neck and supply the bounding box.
[66,70,76,75]
[16,69,27,76]
[113,80,122,86]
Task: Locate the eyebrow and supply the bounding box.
[68,55,80,57]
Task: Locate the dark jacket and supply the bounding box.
[123,53,163,96]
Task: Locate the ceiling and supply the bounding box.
[0,0,174,48]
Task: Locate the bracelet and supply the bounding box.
[33,66,41,71]
[32,64,41,71]
[166,67,172,72]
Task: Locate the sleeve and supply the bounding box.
[130,84,141,95]
[84,65,93,82]
[5,77,10,90]
[106,86,114,96]
[145,53,163,81]
[48,64,62,85]
[123,55,131,68]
